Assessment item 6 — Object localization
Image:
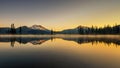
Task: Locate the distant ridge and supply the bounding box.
[0,24,120,34]
[59,25,120,34]
[0,25,51,34]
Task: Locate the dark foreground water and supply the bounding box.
[0,35,120,68]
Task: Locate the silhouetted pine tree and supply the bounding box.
[50,29,54,35]
[10,24,16,34]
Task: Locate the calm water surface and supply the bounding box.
[0,35,120,68]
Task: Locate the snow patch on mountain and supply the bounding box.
[30,25,49,31]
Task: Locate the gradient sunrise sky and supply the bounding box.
[0,0,120,31]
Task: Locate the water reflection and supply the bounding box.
[0,37,50,47]
[0,36,120,47]
[63,37,120,46]
[0,35,120,68]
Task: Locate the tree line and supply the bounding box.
[78,24,120,34]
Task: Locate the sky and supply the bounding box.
[0,0,120,31]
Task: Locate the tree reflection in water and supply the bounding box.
[0,36,120,47]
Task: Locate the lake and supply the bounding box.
[0,35,120,68]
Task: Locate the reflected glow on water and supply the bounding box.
[0,35,120,68]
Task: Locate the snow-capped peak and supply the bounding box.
[30,25,48,30]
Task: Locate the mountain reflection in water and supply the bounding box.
[0,35,120,47]
[0,35,120,68]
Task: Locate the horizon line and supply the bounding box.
[0,23,120,31]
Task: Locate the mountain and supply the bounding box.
[60,28,78,34]
[0,25,51,34]
[60,26,89,34]
[60,25,120,34]
[16,25,50,34]
[30,25,49,31]
[0,27,10,34]
[16,26,31,34]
